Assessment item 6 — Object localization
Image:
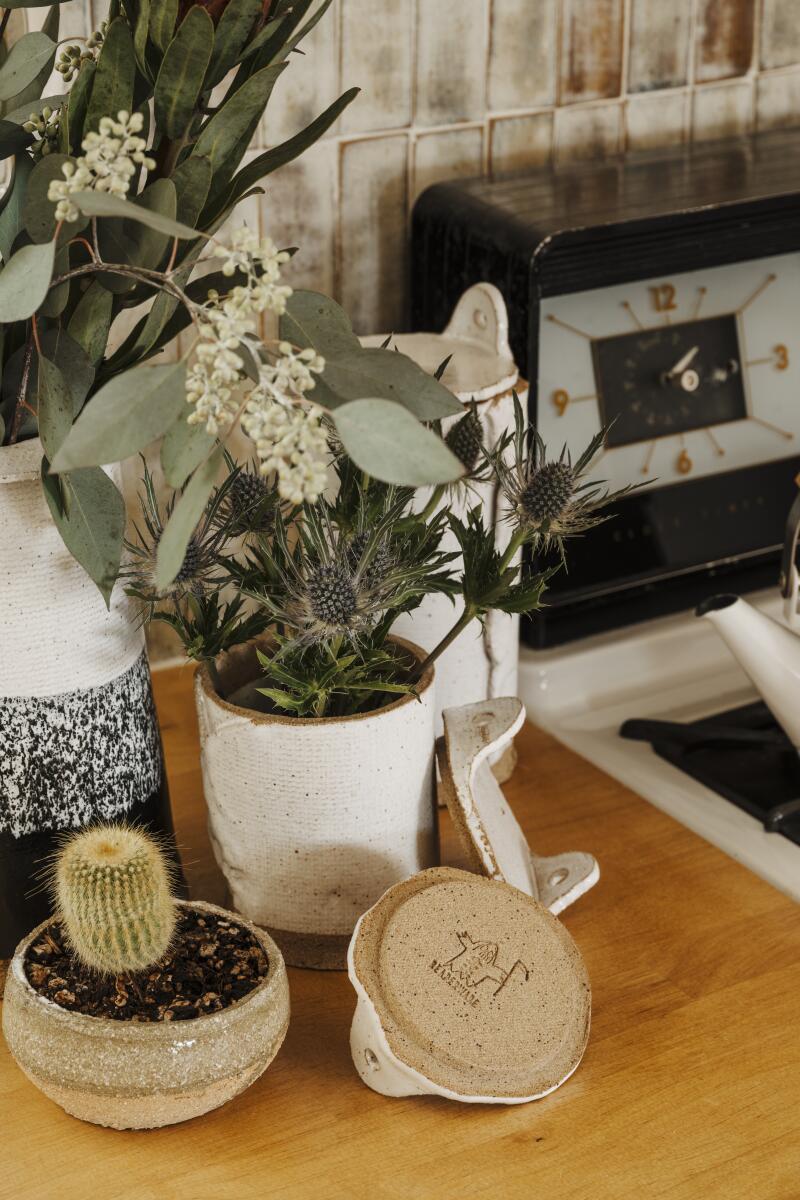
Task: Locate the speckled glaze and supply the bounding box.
[194,638,438,970]
[1,901,290,1130]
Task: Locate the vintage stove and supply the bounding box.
[412,129,800,896]
[517,591,800,901]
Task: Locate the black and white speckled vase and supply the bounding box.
[0,439,182,977]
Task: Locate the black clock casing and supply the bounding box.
[410,129,800,647]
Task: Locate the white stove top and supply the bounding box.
[518,590,800,902]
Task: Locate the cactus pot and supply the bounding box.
[0,438,182,986]
[2,901,290,1130]
[194,637,438,971]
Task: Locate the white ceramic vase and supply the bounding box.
[0,438,178,972]
[194,638,438,969]
[364,283,527,782]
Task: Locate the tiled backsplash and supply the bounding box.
[36,1,800,336]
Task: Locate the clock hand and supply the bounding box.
[666,345,699,377]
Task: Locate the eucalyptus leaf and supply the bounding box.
[192,62,286,172]
[130,177,177,270]
[67,280,114,366]
[0,239,55,321]
[0,152,32,261]
[40,457,125,607]
[156,444,224,588]
[85,17,135,132]
[171,154,212,225]
[0,32,55,103]
[154,6,214,140]
[282,291,461,420]
[133,0,152,77]
[71,189,203,239]
[66,59,95,154]
[219,88,359,215]
[2,92,66,125]
[38,241,69,317]
[149,0,178,52]
[207,0,262,86]
[37,355,72,460]
[3,328,93,424]
[25,152,72,243]
[161,410,215,488]
[52,361,188,471]
[1,0,67,7]
[333,399,463,486]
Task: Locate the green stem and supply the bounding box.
[417,484,445,523]
[410,603,478,683]
[496,526,527,575]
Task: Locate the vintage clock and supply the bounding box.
[411,128,800,646]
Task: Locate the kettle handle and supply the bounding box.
[780,482,800,628]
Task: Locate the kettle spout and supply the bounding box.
[696,593,800,750]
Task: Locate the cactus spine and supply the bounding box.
[54,825,176,975]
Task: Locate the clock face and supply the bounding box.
[536,253,800,490]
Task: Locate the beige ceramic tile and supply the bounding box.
[554,101,622,162]
[760,0,800,70]
[412,126,484,203]
[489,111,554,175]
[260,139,337,298]
[627,0,692,93]
[341,2,413,133]
[691,79,754,140]
[260,9,341,148]
[559,0,624,104]
[625,91,688,151]
[488,0,557,112]
[756,68,800,130]
[695,0,755,83]
[415,0,489,126]
[339,135,409,334]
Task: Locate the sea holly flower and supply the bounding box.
[47,111,155,223]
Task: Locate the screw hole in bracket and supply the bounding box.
[364,1048,380,1072]
[548,867,569,888]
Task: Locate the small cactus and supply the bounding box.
[53,825,177,975]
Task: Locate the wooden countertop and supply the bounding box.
[5,665,800,1200]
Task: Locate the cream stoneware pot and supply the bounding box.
[194,638,438,970]
[2,901,290,1130]
[363,283,526,783]
[0,438,178,980]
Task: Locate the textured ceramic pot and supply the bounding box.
[0,439,181,980]
[365,284,526,783]
[2,901,290,1129]
[194,637,438,970]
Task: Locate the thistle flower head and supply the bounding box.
[53,824,176,976]
[122,461,230,613]
[445,402,483,472]
[489,394,637,556]
[214,464,277,538]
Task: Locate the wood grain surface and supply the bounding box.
[3,663,800,1200]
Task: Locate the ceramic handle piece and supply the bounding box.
[443,282,512,359]
[437,698,599,912]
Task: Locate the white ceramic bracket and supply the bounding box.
[437,698,599,914]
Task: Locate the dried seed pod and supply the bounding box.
[54,825,176,976]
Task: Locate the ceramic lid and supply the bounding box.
[349,866,591,1101]
[437,699,600,915]
[360,283,518,403]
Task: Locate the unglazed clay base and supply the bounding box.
[348,867,591,1103]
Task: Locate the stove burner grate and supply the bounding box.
[620,702,800,846]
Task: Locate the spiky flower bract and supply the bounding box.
[488,393,638,558]
[123,459,233,616]
[53,825,176,976]
[445,402,483,472]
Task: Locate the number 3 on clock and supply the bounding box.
[649,283,677,313]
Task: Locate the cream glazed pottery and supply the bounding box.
[437,698,599,913]
[2,901,290,1130]
[348,867,591,1104]
[194,638,438,970]
[0,438,178,979]
[363,283,526,783]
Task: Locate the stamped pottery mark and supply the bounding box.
[429,931,530,1009]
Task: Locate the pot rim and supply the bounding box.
[9,899,286,1039]
[196,633,435,727]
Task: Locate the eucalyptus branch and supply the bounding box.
[9,328,34,446]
